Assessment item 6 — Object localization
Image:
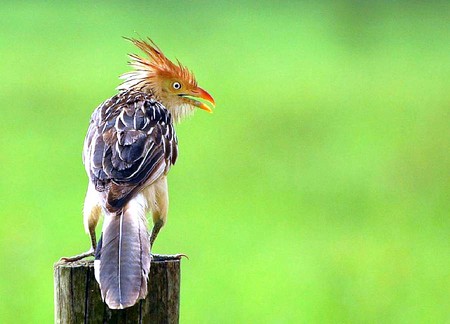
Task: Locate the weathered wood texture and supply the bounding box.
[54,257,181,323]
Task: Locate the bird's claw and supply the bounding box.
[59,249,95,262]
[151,253,188,261]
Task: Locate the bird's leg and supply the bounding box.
[148,178,187,261]
[149,219,163,249]
[61,188,101,262]
[60,228,97,262]
[149,219,187,260]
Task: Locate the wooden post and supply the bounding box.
[54,256,181,323]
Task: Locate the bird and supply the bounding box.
[61,37,215,309]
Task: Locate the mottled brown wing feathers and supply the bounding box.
[83,90,178,211]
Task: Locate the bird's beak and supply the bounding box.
[190,87,216,113]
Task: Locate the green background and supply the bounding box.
[1,1,449,323]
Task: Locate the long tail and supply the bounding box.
[94,196,150,309]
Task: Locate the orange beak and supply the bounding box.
[191,87,215,113]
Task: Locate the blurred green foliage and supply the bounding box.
[0,1,449,323]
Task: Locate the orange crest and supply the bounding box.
[118,38,197,91]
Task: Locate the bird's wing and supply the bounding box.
[83,90,178,211]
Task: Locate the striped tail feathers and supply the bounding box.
[94,194,151,309]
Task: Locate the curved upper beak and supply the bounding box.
[191,87,215,113]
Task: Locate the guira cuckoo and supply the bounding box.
[62,38,215,309]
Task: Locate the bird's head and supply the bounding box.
[118,37,215,122]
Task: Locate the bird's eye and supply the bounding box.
[172,82,181,90]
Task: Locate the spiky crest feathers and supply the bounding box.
[117,38,197,93]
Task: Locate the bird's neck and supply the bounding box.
[164,102,195,124]
[150,89,195,124]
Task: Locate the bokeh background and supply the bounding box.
[1,1,449,323]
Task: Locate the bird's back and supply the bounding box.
[83,90,178,212]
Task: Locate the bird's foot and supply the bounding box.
[59,248,95,262]
[151,253,188,261]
